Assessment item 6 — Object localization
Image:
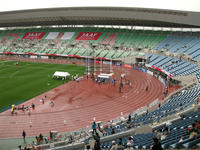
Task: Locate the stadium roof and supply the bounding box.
[0,7,200,28]
[1,0,200,12]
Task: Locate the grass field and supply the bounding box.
[0,60,85,112]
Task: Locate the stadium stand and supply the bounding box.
[146,54,200,80]
[100,109,200,150]
[0,28,170,59]
[1,28,200,65]
[1,27,200,150]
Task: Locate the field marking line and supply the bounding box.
[9,69,21,78]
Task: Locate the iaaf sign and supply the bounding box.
[22,32,45,39]
[75,32,101,40]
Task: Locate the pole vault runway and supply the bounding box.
[0,66,179,138]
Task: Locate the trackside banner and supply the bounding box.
[75,32,101,40]
[45,32,75,40]
[145,64,173,78]
[103,61,111,65]
[123,64,132,68]
[22,32,45,39]
[1,33,20,41]
[45,32,60,39]
[61,32,75,40]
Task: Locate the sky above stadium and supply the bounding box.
[0,0,199,12]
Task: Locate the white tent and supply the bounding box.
[97,73,113,79]
[97,75,110,79]
[99,73,113,77]
[53,71,70,80]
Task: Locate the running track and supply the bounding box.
[0,65,179,138]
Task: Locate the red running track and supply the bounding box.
[0,66,179,138]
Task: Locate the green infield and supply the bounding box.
[0,60,85,112]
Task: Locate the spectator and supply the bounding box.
[194,120,200,131]
[131,121,135,127]
[125,142,133,150]
[31,103,35,110]
[36,136,40,145]
[158,103,161,108]
[146,109,149,115]
[127,137,134,146]
[180,114,186,120]
[50,131,53,140]
[150,138,163,150]
[22,130,26,141]
[154,130,158,138]
[198,120,200,131]
[189,123,199,139]
[111,128,115,134]
[22,105,25,111]
[120,82,123,88]
[128,114,131,122]
[119,86,122,93]
[146,86,148,91]
[111,78,115,85]
[179,103,183,111]
[156,129,162,140]
[50,100,54,107]
[164,127,169,135]
[128,80,132,88]
[18,145,22,150]
[126,122,131,129]
[110,141,118,150]
[196,96,200,104]
[44,137,48,144]
[114,78,116,86]
[39,133,43,142]
[86,145,90,150]
[161,127,169,140]
[92,122,97,134]
[69,134,73,143]
[94,133,100,150]
[134,113,138,118]
[40,98,44,104]
[178,136,184,143]
[117,142,124,150]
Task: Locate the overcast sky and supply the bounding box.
[0,0,199,12]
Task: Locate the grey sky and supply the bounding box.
[0,0,199,12]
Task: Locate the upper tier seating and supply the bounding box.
[1,27,200,62]
[146,54,200,79]
[153,34,200,61]
[1,28,200,62]
[0,27,168,59]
